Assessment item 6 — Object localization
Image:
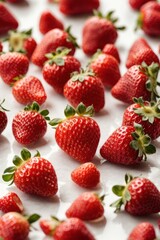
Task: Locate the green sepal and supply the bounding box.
[24,102,50,121]
[122,189,131,204]
[49,118,63,128]
[27,214,41,224]
[110,198,123,212]
[112,185,125,196]
[145,145,156,154]
[39,109,50,121]
[2,173,14,182]
[3,166,16,174]
[34,150,41,157]
[135,13,143,31]
[21,148,31,161]
[13,155,23,166]
[64,105,76,118]
[45,47,71,66]
[0,99,9,112]
[88,49,102,66]
[65,26,79,48]
[125,174,134,184]
[71,68,95,82]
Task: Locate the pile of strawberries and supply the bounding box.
[0,0,160,239]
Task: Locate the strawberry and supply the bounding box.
[32,27,79,67]
[0,42,3,52]
[39,10,64,34]
[102,43,120,64]
[64,68,105,112]
[40,217,95,240]
[0,3,18,35]
[89,50,121,88]
[0,52,29,85]
[0,192,24,213]
[12,75,47,105]
[100,123,156,165]
[12,102,49,145]
[122,97,160,140]
[140,1,160,12]
[71,162,100,188]
[2,148,58,197]
[128,222,156,240]
[49,103,100,163]
[42,47,81,94]
[66,192,105,221]
[129,0,156,10]
[82,10,125,55]
[0,212,40,240]
[59,0,100,15]
[111,62,160,104]
[126,38,159,69]
[0,99,8,134]
[111,174,160,215]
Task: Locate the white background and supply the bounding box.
[1,0,160,239]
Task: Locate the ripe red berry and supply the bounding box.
[0,192,24,213]
[0,100,8,135]
[128,222,156,240]
[102,43,120,64]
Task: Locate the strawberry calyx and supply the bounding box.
[0,99,9,112]
[24,102,50,121]
[88,49,102,65]
[26,213,41,224]
[71,68,95,82]
[135,13,143,31]
[95,193,106,205]
[45,47,71,66]
[65,26,79,48]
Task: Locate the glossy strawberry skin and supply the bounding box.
[39,219,54,235]
[55,116,100,163]
[0,192,23,213]
[53,218,95,240]
[82,16,118,55]
[102,43,120,63]
[66,192,104,221]
[0,212,29,240]
[111,65,151,104]
[43,56,81,94]
[23,37,37,59]
[0,110,7,134]
[0,42,3,52]
[129,0,155,10]
[128,222,156,240]
[90,53,121,88]
[0,52,29,85]
[12,76,47,105]
[140,1,160,12]
[71,162,100,188]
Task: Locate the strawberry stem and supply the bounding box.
[65,26,79,48]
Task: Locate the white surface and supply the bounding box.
[1,0,160,239]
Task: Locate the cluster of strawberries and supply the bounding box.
[0,0,160,239]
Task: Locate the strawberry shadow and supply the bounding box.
[88,217,107,236]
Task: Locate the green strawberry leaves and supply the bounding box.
[71,68,95,82]
[27,214,41,224]
[24,102,50,121]
[45,47,71,66]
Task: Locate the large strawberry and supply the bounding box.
[100,123,156,165]
[12,102,49,145]
[111,62,160,104]
[82,10,125,55]
[32,27,79,67]
[102,43,121,64]
[128,222,156,240]
[42,47,81,94]
[111,174,160,215]
[0,52,29,85]
[126,38,159,68]
[0,192,24,213]
[49,103,100,163]
[2,148,58,197]
[0,99,8,134]
[129,0,156,10]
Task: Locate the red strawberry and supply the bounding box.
[0,52,29,85]
[111,62,160,104]
[89,51,121,88]
[122,97,160,140]
[39,10,64,34]
[32,27,78,67]
[66,192,104,221]
[5,0,24,3]
[49,103,100,163]
[102,43,120,64]
[129,0,155,10]
[100,123,156,165]
[140,1,160,12]
[42,47,81,94]
[59,0,100,15]
[12,76,47,105]
[64,69,105,112]
[0,212,40,240]
[111,174,160,215]
[82,10,125,55]
[2,148,58,197]
[0,3,18,35]
[0,42,3,52]
[128,222,156,240]
[0,192,23,213]
[126,38,159,68]
[12,102,49,145]
[0,99,8,134]
[71,162,100,188]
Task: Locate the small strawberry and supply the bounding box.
[0,42,3,52]
[12,102,49,145]
[82,10,125,55]
[100,123,156,165]
[2,148,58,197]
[89,50,121,88]
[129,0,156,10]
[66,192,105,221]
[39,10,64,34]
[122,97,160,140]
[0,99,8,134]
[59,0,100,15]
[32,27,79,67]
[64,68,105,112]
[71,162,100,188]
[111,174,160,215]
[0,212,40,240]
[12,75,47,105]
[42,47,81,94]
[0,52,29,85]
[0,192,24,213]
[128,222,156,240]
[0,3,18,35]
[111,62,160,104]
[102,43,120,64]
[126,38,159,69]
[49,103,100,163]
[40,217,95,240]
